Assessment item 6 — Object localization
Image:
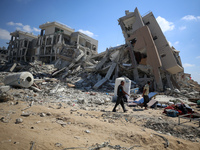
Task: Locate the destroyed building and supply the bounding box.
[35,22,96,63]
[1,8,194,92]
[80,8,185,91]
[34,21,98,64]
[6,21,98,64]
[7,30,38,62]
[0,47,8,62]
[117,8,184,91]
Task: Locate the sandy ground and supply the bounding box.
[0,101,200,150]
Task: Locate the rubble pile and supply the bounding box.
[0,64,114,111]
[143,116,200,142]
[0,7,199,95]
[0,57,199,106]
[98,112,200,142]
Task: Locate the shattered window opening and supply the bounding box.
[161,54,166,58]
[24,40,28,47]
[55,27,64,33]
[145,21,150,25]
[46,37,52,45]
[153,36,157,40]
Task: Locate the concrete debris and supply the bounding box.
[85,130,90,133]
[88,142,141,150]
[0,117,9,123]
[0,86,10,92]
[40,113,46,117]
[56,120,67,127]
[0,91,13,102]
[46,112,52,116]
[21,112,31,117]
[55,143,62,147]
[9,63,17,72]
[15,118,23,124]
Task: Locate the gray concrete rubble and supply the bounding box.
[0,8,200,106]
[15,118,23,124]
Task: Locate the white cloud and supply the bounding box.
[78,29,94,37]
[182,15,200,21]
[7,21,23,26]
[23,25,32,32]
[183,63,195,67]
[15,23,23,26]
[7,21,39,33]
[179,26,186,30]
[168,41,179,46]
[0,28,11,40]
[7,21,15,26]
[196,56,200,59]
[156,16,175,32]
[33,27,40,32]
[174,41,179,45]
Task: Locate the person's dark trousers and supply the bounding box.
[123,95,127,102]
[143,95,149,107]
[112,96,126,112]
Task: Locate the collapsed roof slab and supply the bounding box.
[39,21,75,36]
[126,26,163,91]
[10,30,37,40]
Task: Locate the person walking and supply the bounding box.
[142,81,150,110]
[112,81,129,112]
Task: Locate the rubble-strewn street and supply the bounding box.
[1,7,200,150]
[0,95,200,150]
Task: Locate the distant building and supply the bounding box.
[35,21,98,63]
[0,46,8,62]
[7,30,37,62]
[6,21,98,64]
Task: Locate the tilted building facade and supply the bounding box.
[118,8,184,91]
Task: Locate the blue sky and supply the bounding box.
[0,0,200,84]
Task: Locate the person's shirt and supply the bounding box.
[117,84,124,97]
[143,84,149,96]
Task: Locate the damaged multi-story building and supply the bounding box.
[6,21,98,65]
[35,21,98,64]
[7,30,38,62]
[118,8,184,91]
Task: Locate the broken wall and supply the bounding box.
[142,12,183,74]
[126,26,163,90]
